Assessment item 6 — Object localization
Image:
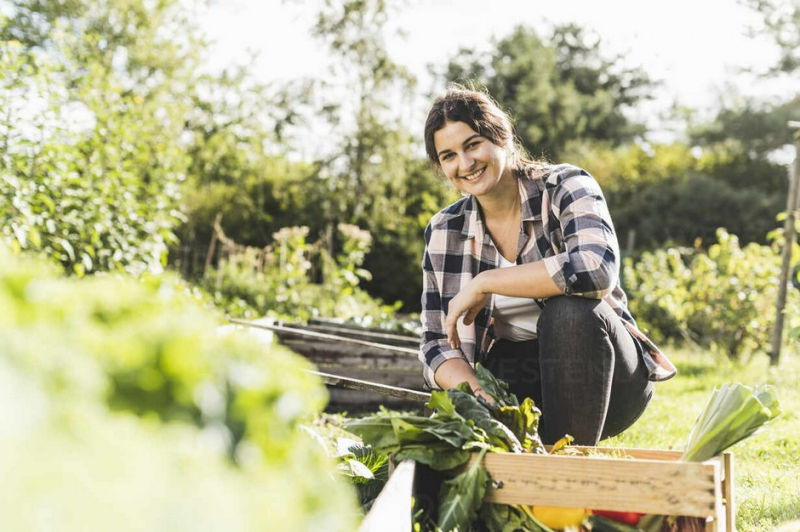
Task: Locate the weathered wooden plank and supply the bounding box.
[309,370,430,403]
[723,452,735,532]
[358,460,416,532]
[470,452,720,517]
[326,388,427,409]
[228,318,417,355]
[296,322,418,346]
[555,446,685,461]
[314,365,425,391]
[282,340,420,368]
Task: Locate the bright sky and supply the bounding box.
[199,0,788,141]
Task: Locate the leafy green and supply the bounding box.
[476,363,519,407]
[494,397,547,454]
[682,382,781,462]
[448,387,524,452]
[335,439,389,510]
[480,503,555,532]
[0,246,359,532]
[395,443,472,471]
[437,449,489,532]
[345,406,479,452]
[345,368,568,528]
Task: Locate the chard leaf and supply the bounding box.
[391,417,436,444]
[423,418,481,448]
[395,443,471,471]
[344,416,402,449]
[449,388,523,452]
[495,397,546,453]
[428,389,457,417]
[437,449,489,532]
[476,363,519,407]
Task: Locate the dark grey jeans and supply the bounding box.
[484,296,654,446]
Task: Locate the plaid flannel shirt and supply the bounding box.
[419,163,676,390]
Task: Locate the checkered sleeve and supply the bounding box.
[541,166,620,299]
[419,223,469,390]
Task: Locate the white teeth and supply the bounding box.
[464,168,484,180]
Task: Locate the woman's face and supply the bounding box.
[433,120,512,199]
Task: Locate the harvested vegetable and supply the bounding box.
[529,505,590,529]
[586,514,646,532]
[345,364,549,531]
[437,448,489,532]
[591,510,642,526]
[347,370,781,532]
[682,382,781,462]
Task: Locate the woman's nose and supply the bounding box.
[458,152,474,170]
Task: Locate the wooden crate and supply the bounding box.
[360,448,735,532]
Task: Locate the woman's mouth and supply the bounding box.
[462,167,486,181]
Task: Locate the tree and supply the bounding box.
[438,24,656,161]
[173,63,318,277]
[742,0,800,75]
[0,0,201,275]
[310,0,419,224]
[309,0,454,311]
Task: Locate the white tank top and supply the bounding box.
[493,255,540,341]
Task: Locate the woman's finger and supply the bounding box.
[445,311,458,349]
[463,306,480,326]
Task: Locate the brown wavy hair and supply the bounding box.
[423,83,545,178]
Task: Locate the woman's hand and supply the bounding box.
[445,275,489,350]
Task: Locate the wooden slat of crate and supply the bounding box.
[358,460,416,532]
[549,445,685,461]
[474,452,722,518]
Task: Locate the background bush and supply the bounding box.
[624,228,800,359]
[202,223,403,327]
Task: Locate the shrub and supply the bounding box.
[204,223,401,326]
[625,228,798,359]
[0,246,358,531]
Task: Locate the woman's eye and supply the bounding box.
[467,141,481,149]
[441,153,454,161]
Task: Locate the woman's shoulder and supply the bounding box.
[536,163,595,186]
[426,195,471,230]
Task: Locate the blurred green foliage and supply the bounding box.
[0,1,196,276]
[624,229,800,359]
[203,223,402,326]
[0,245,359,530]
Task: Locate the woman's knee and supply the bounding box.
[538,296,608,337]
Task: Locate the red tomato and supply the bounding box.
[592,510,642,525]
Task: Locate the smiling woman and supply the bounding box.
[418,85,677,445]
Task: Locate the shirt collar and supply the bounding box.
[519,176,544,223]
[458,173,544,241]
[459,195,485,241]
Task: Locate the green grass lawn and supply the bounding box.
[603,348,800,531]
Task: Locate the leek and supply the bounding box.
[681,383,781,462]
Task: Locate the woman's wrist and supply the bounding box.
[473,270,491,295]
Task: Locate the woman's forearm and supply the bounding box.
[433,358,496,403]
[433,358,480,391]
[474,260,563,299]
